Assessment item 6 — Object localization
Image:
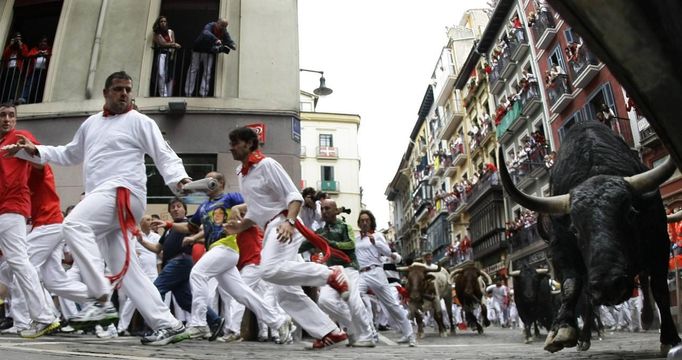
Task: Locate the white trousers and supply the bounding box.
[118,262,157,332]
[184,52,214,97]
[156,53,173,97]
[189,245,284,330]
[63,188,178,330]
[229,264,278,335]
[318,268,373,342]
[27,224,90,303]
[260,215,336,338]
[0,213,55,323]
[358,266,413,337]
[59,263,85,319]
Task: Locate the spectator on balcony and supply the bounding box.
[152,16,181,97]
[300,187,322,231]
[19,36,51,104]
[549,63,565,81]
[565,41,582,64]
[543,69,553,87]
[1,32,29,103]
[527,11,537,27]
[522,69,538,95]
[470,171,479,186]
[184,18,237,97]
[544,151,556,169]
[494,103,507,126]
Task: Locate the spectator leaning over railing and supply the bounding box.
[152,16,181,97]
[1,32,29,103]
[19,36,51,104]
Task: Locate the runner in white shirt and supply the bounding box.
[224,127,350,350]
[355,209,415,346]
[7,71,191,346]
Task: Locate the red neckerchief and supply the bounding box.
[239,150,265,176]
[103,105,133,117]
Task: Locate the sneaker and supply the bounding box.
[141,323,189,346]
[1,326,22,335]
[307,331,348,350]
[218,332,243,343]
[257,327,269,342]
[20,320,61,339]
[208,317,225,341]
[327,266,350,301]
[276,318,295,345]
[397,334,417,347]
[61,325,76,333]
[96,324,118,339]
[184,325,210,339]
[70,301,118,328]
[351,340,376,348]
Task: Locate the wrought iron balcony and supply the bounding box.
[318,180,339,193]
[568,46,601,89]
[532,10,557,50]
[316,146,338,159]
[548,74,574,114]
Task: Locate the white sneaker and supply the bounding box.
[184,325,210,339]
[19,320,61,339]
[1,326,21,335]
[61,325,76,333]
[258,327,269,342]
[397,334,417,347]
[276,318,295,344]
[217,332,243,343]
[96,324,118,339]
[141,323,190,346]
[70,301,118,326]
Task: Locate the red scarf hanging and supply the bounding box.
[106,187,139,288]
[282,210,351,264]
[239,150,265,176]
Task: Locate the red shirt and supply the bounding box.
[0,129,39,218]
[29,164,64,227]
[237,226,263,270]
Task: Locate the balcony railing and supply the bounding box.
[508,223,541,252]
[496,100,523,138]
[568,46,600,89]
[316,146,338,159]
[547,74,573,114]
[532,10,557,50]
[490,61,505,94]
[465,172,501,208]
[1,54,50,104]
[149,47,224,98]
[509,28,529,62]
[521,83,541,116]
[318,180,339,193]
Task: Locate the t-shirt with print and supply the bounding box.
[189,192,244,252]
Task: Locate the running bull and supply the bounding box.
[499,122,680,353]
[450,264,492,334]
[397,262,454,337]
[509,264,559,344]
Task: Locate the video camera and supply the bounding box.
[338,206,351,215]
[211,43,237,54]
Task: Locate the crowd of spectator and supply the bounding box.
[504,210,538,238]
[1,32,52,104]
[506,131,553,183]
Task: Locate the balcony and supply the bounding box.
[489,63,505,94]
[465,173,501,211]
[568,46,601,89]
[446,196,466,222]
[439,102,465,140]
[1,54,49,104]
[509,223,542,253]
[532,10,557,50]
[316,146,338,159]
[639,120,658,146]
[548,74,574,114]
[500,53,517,80]
[452,147,467,167]
[521,84,542,117]
[299,145,307,158]
[509,29,529,62]
[496,101,523,139]
[434,57,458,107]
[318,180,339,193]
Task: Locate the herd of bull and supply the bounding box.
[398,122,682,355]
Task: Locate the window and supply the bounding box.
[559,109,584,141]
[321,165,334,181]
[585,83,616,121]
[146,154,217,204]
[564,28,582,45]
[1,0,64,104]
[319,134,333,147]
[547,45,567,73]
[150,0,220,97]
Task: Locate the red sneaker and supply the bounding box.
[327,266,350,300]
[309,331,349,350]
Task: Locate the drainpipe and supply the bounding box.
[85,0,108,99]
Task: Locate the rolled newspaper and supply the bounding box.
[181,177,218,194]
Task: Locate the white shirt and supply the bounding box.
[355,231,392,268]
[35,110,188,202]
[238,157,303,229]
[136,231,160,278]
[300,201,322,231]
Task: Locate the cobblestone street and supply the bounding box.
[0,326,669,360]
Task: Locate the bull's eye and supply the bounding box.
[568,224,579,237]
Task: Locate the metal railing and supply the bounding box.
[567,46,599,81]
[0,55,50,104]
[149,47,222,98]
[531,10,556,45]
[547,74,571,107]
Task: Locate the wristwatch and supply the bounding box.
[286,218,296,226]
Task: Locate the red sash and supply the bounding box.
[106,188,139,288]
[281,210,351,264]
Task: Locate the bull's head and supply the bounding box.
[509,265,549,301]
[499,148,676,305]
[669,210,682,223]
[397,262,441,302]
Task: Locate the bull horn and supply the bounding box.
[498,147,570,214]
[426,265,441,273]
[668,210,682,223]
[479,270,493,285]
[396,266,410,272]
[624,156,677,195]
[509,270,521,276]
[535,268,549,274]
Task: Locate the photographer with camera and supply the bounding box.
[2,32,29,103]
[19,36,51,104]
[299,187,322,231]
[184,18,237,97]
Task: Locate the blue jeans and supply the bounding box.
[154,256,220,325]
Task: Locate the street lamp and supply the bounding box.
[300,68,333,96]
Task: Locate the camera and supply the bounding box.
[339,206,351,215]
[211,43,236,54]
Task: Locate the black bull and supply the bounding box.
[451,265,492,334]
[499,122,680,353]
[509,265,558,343]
